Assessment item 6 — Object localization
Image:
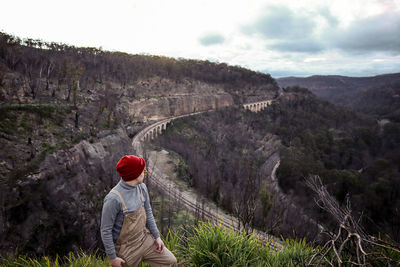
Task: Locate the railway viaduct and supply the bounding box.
[243,100,272,112]
[140,100,273,141]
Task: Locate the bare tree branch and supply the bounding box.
[305,175,400,267]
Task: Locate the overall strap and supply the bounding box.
[110,189,128,213]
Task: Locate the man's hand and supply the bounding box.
[110,257,125,267]
[154,237,165,253]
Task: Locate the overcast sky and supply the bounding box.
[1,0,400,78]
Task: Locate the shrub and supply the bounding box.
[182,222,262,266]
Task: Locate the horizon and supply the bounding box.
[1,0,400,78]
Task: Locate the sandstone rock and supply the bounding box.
[159,150,169,155]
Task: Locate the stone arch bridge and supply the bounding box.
[137,100,273,142]
[243,100,272,112]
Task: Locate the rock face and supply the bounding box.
[123,93,234,122]
[1,128,132,256]
[114,78,236,123]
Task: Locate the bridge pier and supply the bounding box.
[243,100,272,113]
[140,120,171,142]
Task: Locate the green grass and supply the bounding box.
[177,222,316,267]
[260,238,316,267]
[0,222,364,267]
[183,222,260,266]
[0,251,109,267]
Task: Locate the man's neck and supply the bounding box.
[125,179,140,186]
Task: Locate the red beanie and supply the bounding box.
[116,155,146,181]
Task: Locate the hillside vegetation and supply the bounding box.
[0,31,277,104]
[349,80,400,122]
[277,73,400,104]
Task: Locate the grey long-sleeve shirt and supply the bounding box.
[100,180,160,259]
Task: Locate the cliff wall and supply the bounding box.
[1,128,132,255]
[123,93,233,122]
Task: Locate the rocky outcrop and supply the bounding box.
[122,93,234,122]
[1,128,133,256]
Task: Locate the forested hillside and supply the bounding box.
[0,32,277,104]
[275,87,400,239]
[349,80,400,122]
[277,74,400,124]
[156,87,400,241]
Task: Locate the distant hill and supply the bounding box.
[350,80,400,122]
[277,73,400,103]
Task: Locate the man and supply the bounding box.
[101,155,177,267]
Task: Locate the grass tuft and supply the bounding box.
[0,223,335,266]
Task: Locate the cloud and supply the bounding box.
[330,12,400,54]
[242,5,325,53]
[243,5,316,40]
[265,69,315,78]
[265,55,400,78]
[198,33,225,46]
[304,57,327,63]
[242,4,400,56]
[268,39,324,53]
[318,6,339,27]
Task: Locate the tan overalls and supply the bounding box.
[111,186,177,267]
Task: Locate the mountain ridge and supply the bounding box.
[277,72,400,104]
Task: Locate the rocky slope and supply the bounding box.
[1,127,133,255]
